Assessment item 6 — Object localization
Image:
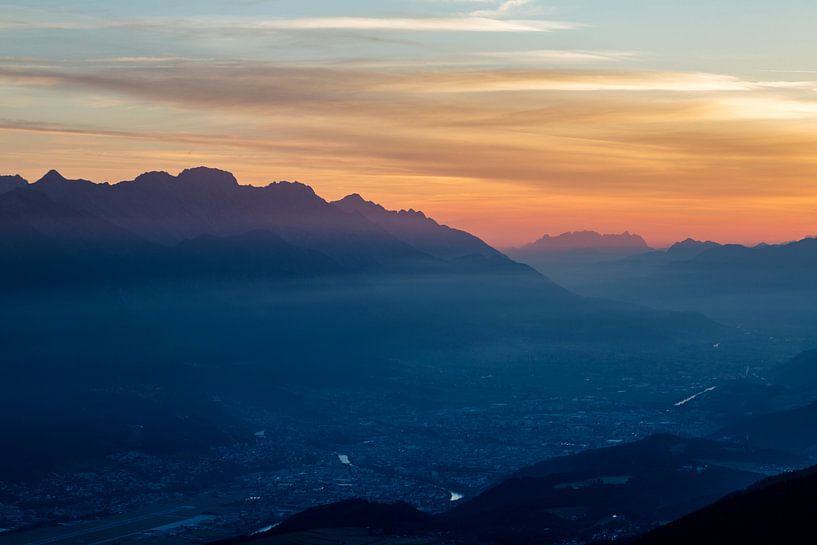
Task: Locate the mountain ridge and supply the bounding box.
[513,230,650,253]
[1,167,534,278]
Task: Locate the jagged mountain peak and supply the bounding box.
[334,194,430,222]
[0,174,29,195]
[36,169,68,184]
[264,180,318,196]
[516,230,650,253]
[177,166,237,189]
[132,170,175,185]
[34,169,99,187]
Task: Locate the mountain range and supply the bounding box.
[0,168,536,284]
[511,230,817,331]
[511,231,650,254]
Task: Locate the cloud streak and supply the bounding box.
[2,54,817,246]
[477,50,642,64]
[0,11,577,33]
[248,16,576,32]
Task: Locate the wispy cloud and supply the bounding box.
[247,16,575,32]
[470,0,535,17]
[385,70,817,93]
[478,50,642,64]
[0,10,578,33]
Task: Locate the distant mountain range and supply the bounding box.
[662,238,722,260]
[505,231,652,287]
[512,230,817,331]
[512,230,650,253]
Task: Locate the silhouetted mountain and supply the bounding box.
[0,186,137,245]
[514,231,650,253]
[527,234,817,331]
[630,464,817,545]
[243,434,800,545]
[684,238,817,287]
[333,193,509,262]
[27,167,434,272]
[0,188,163,287]
[712,398,817,457]
[0,173,28,194]
[773,349,817,392]
[506,231,652,288]
[2,167,549,279]
[440,434,798,544]
[664,238,721,260]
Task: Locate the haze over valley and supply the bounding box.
[3,1,817,544]
[1,167,816,544]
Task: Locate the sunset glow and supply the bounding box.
[2,0,817,247]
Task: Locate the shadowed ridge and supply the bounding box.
[259,181,323,209]
[444,433,796,534]
[177,166,238,192]
[332,191,528,273]
[0,187,138,243]
[335,192,389,213]
[0,174,28,195]
[710,397,817,454]
[630,463,817,545]
[34,169,100,187]
[665,238,721,259]
[36,169,67,184]
[131,170,175,185]
[773,349,817,390]
[513,230,650,253]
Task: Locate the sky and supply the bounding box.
[1,0,817,247]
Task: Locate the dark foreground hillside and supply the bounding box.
[631,464,817,545]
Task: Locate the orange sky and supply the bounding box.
[3,1,817,248]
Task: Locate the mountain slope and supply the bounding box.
[440,434,796,544]
[528,235,817,331]
[0,187,163,287]
[664,238,721,260]
[333,193,504,261]
[19,168,550,277]
[28,168,436,272]
[0,174,28,195]
[773,349,817,392]
[506,231,652,289]
[712,398,817,456]
[630,464,817,545]
[513,231,649,254]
